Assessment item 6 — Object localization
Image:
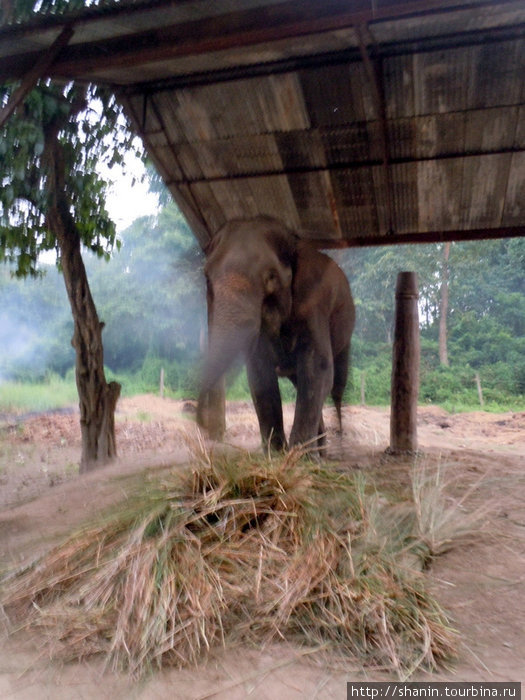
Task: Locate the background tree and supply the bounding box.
[438,242,451,366]
[0,0,140,470]
[338,238,524,406]
[86,203,204,385]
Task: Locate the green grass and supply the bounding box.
[1,371,521,416]
[135,411,151,422]
[437,399,524,414]
[0,377,78,414]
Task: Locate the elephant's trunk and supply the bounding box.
[197,291,261,431]
[201,323,257,392]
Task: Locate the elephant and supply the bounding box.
[197,216,355,451]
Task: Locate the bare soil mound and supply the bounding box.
[0,396,524,697]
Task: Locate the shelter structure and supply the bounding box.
[1,0,524,450]
[1,0,524,250]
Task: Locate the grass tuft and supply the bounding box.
[0,444,472,679]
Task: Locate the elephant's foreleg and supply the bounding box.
[246,337,286,451]
[289,373,326,449]
[289,338,333,449]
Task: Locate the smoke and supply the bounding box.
[0,310,44,379]
[0,204,207,386]
[0,265,74,383]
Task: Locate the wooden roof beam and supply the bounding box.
[1,0,521,84]
[355,22,395,236]
[118,91,211,247]
[0,24,73,129]
[160,143,525,187]
[308,226,525,249]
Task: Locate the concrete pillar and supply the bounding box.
[390,271,420,453]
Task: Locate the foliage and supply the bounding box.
[1,0,143,277]
[85,202,205,373]
[0,0,88,24]
[0,82,137,276]
[339,239,524,409]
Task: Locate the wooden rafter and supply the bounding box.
[1,0,523,84]
[158,145,525,187]
[355,23,395,236]
[307,226,525,249]
[118,91,211,247]
[0,25,74,129]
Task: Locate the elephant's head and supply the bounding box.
[198,217,297,405]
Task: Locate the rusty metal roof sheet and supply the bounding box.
[1,0,524,248]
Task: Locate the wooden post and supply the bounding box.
[160,367,165,398]
[360,371,366,406]
[0,26,74,129]
[389,272,420,454]
[475,372,484,407]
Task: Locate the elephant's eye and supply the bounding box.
[264,269,279,295]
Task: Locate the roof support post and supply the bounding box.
[355,23,395,236]
[0,24,74,129]
[389,272,420,454]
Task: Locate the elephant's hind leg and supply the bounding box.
[317,413,327,451]
[331,343,350,434]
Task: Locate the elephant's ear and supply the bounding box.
[203,229,224,258]
[262,264,293,334]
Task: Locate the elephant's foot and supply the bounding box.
[262,428,287,454]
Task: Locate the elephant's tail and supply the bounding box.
[332,343,350,433]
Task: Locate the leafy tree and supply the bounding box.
[340,237,524,407]
[86,202,204,375]
[438,242,450,366]
[0,200,205,394]
[339,244,443,345]
[0,1,139,470]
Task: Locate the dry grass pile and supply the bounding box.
[1,445,463,679]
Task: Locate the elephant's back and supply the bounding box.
[294,243,351,303]
[293,243,354,341]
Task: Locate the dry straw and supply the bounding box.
[1,442,467,679]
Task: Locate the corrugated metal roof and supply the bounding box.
[1,0,524,248]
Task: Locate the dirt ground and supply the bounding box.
[0,395,524,697]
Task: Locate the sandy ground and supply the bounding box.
[0,395,524,697]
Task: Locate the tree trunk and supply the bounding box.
[42,107,120,473]
[439,242,451,366]
[49,203,120,472]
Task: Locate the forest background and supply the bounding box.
[1,191,524,413]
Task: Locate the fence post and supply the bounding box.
[160,367,165,398]
[360,371,366,406]
[389,271,420,454]
[475,372,484,407]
